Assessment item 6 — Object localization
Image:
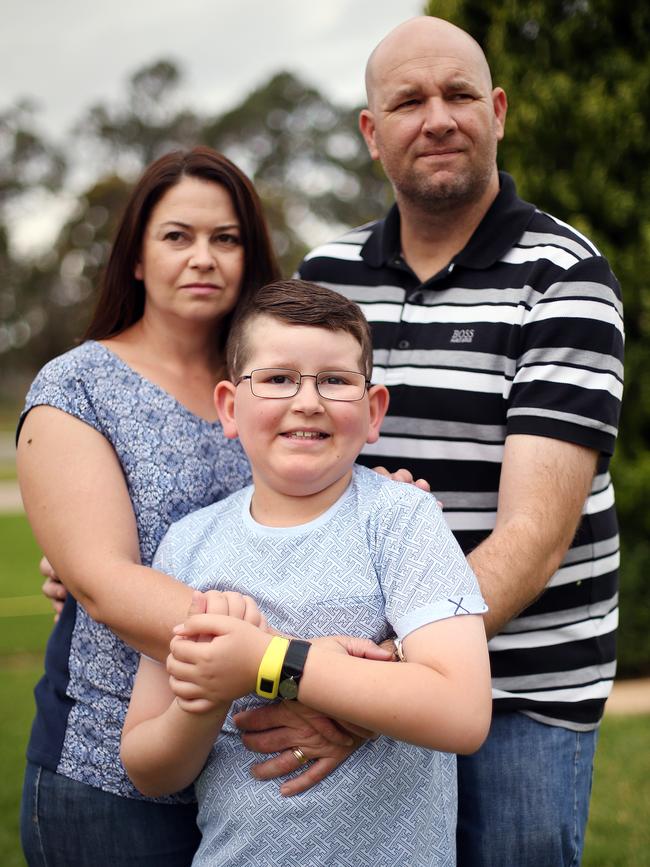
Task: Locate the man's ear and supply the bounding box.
[214,380,238,439]
[359,109,380,161]
[492,87,508,141]
[366,384,389,444]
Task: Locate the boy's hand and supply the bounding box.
[168,614,270,708]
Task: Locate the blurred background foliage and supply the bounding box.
[0,63,392,396]
[425,0,650,675]
[0,0,647,673]
[426,0,650,674]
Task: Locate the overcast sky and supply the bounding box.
[2,0,422,139]
[2,0,422,251]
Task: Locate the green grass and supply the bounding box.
[0,515,53,656]
[0,514,53,655]
[584,715,650,866]
[0,514,648,865]
[0,514,46,599]
[0,514,53,656]
[0,514,51,865]
[0,661,41,867]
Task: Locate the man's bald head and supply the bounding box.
[358,14,507,216]
[365,16,493,109]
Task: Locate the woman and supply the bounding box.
[17,146,281,866]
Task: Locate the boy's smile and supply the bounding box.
[215,316,389,526]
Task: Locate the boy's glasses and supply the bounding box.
[236,368,371,401]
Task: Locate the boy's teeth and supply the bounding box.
[293,431,323,438]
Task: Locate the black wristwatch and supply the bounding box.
[278,640,311,700]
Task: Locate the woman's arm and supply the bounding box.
[17,405,195,659]
[169,612,492,754]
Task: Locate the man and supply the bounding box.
[297,16,623,867]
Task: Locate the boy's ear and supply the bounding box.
[214,380,238,439]
[366,384,389,444]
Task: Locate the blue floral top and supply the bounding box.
[19,341,251,799]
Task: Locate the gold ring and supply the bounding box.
[291,747,308,765]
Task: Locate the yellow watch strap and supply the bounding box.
[256,636,290,699]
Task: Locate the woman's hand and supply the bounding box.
[235,701,367,796]
[40,556,67,622]
[372,465,430,492]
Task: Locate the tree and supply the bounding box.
[0,101,65,205]
[424,0,650,673]
[71,64,393,275]
[195,71,391,274]
[0,102,66,401]
[4,63,392,381]
[74,60,203,175]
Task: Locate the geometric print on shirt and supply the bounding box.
[153,464,486,866]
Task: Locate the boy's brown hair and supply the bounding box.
[226,279,374,380]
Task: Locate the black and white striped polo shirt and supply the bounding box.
[298,172,624,730]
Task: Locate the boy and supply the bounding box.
[121,279,491,866]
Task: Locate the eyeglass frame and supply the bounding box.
[235,367,372,402]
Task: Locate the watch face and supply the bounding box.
[278,677,298,700]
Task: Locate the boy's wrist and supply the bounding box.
[172,696,231,722]
[255,635,290,699]
[277,639,312,700]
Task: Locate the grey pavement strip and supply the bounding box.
[0,482,22,513]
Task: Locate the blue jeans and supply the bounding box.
[456,712,598,867]
[21,762,201,866]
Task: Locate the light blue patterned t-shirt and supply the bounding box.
[154,464,486,866]
[20,340,251,799]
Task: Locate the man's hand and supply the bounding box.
[372,465,431,492]
[309,634,394,662]
[40,556,67,621]
[235,701,367,796]
[233,633,394,793]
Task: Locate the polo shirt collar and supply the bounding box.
[361,171,536,271]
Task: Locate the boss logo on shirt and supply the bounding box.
[450,328,475,344]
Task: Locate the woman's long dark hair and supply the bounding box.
[84,147,280,342]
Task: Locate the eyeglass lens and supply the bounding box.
[249,368,366,401]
